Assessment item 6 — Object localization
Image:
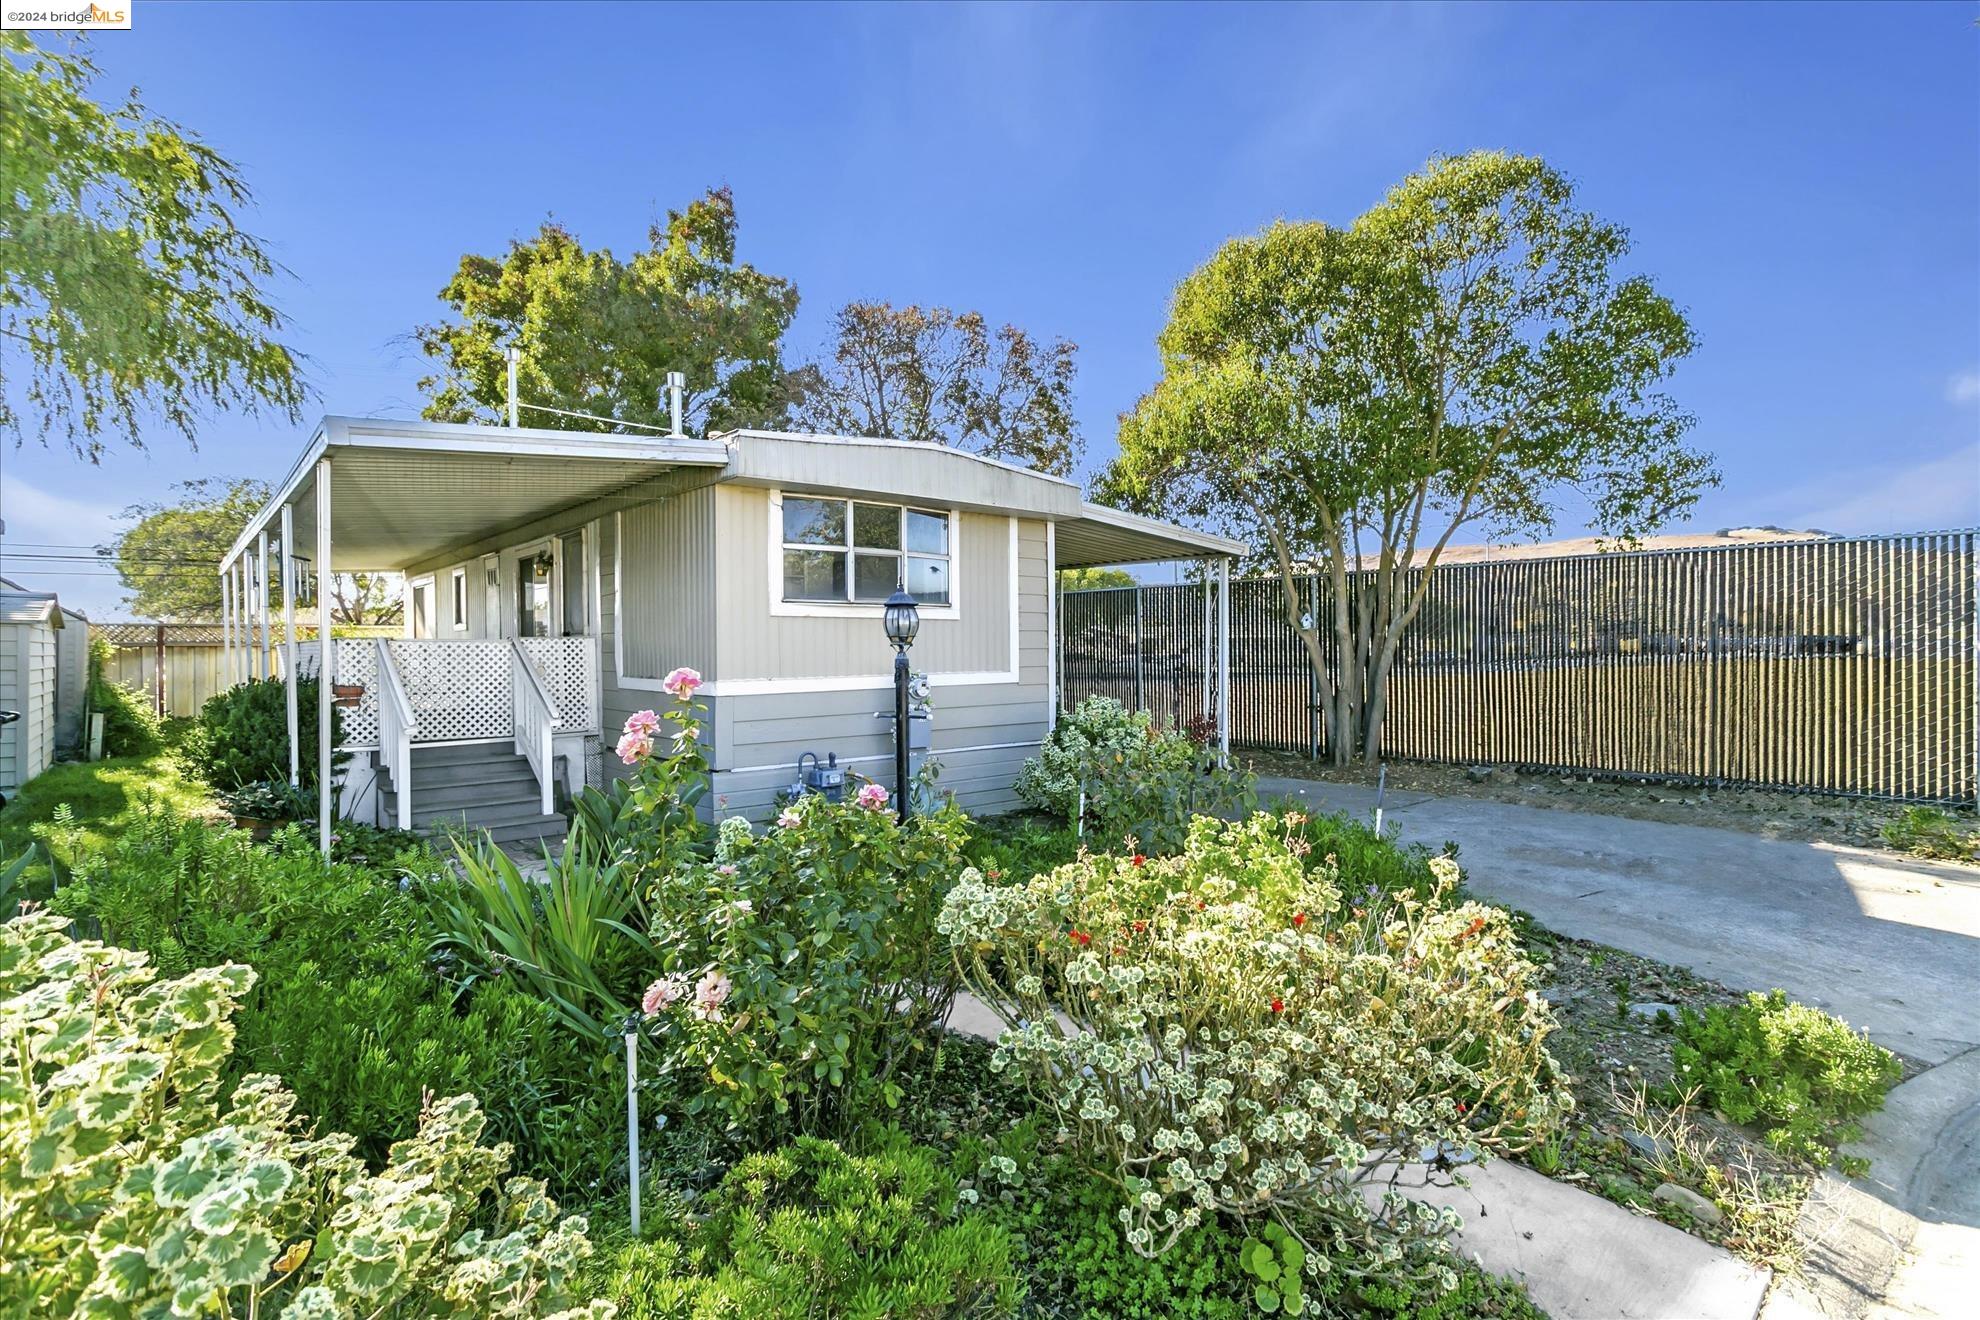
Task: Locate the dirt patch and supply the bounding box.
[1513,921,1925,1272]
[1244,750,1978,862]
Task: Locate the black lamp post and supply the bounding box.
[882,588,921,823]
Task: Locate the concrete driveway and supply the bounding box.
[1257,777,1980,1065]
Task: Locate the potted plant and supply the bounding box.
[331,682,365,708]
[219,780,303,841]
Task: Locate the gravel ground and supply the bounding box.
[1243,751,1978,860]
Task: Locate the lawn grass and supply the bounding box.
[0,749,219,861]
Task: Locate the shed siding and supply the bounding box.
[0,621,57,793]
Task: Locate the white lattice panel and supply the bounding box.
[519,636,598,730]
[388,641,514,742]
[286,641,381,747]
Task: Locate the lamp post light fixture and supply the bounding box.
[882,588,920,823]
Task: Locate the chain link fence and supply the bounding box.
[1059,531,1978,804]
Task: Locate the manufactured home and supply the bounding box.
[217,416,1242,851]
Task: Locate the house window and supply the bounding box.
[449,568,468,631]
[781,497,950,606]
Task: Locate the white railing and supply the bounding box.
[517,635,600,731]
[511,640,559,815]
[375,640,417,830]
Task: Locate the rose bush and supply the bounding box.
[638,790,973,1138]
[940,812,1569,1290]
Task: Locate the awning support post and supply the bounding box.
[1046,522,1059,730]
[1216,557,1231,766]
[315,459,334,858]
[220,564,234,686]
[256,531,270,680]
[281,504,299,788]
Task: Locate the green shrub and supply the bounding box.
[1016,696,1255,854]
[84,634,163,757]
[1879,806,1979,861]
[1666,990,1901,1165]
[964,812,1083,884]
[587,1131,1020,1319]
[0,912,605,1318]
[192,674,342,791]
[639,791,973,1139]
[942,812,1568,1289]
[1283,805,1456,904]
[46,815,620,1193]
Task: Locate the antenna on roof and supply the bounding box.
[665,372,686,438]
[506,343,521,428]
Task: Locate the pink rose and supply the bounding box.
[615,731,653,765]
[776,808,801,829]
[661,667,703,702]
[691,969,732,1021]
[624,709,661,736]
[856,782,889,811]
[642,974,688,1016]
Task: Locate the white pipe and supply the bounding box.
[507,344,520,428]
[665,370,685,437]
[256,531,270,680]
[282,504,299,788]
[316,459,334,857]
[1217,557,1231,765]
[625,1031,642,1235]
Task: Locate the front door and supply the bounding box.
[515,548,554,638]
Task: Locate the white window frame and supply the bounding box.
[767,488,960,620]
[407,574,436,639]
[449,567,469,632]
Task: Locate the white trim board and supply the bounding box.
[716,738,1042,778]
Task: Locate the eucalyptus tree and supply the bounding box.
[0,33,304,460]
[797,301,1083,477]
[1104,152,1714,764]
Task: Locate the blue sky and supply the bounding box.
[3,0,1976,617]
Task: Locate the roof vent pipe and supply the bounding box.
[665,371,686,438]
[506,344,521,427]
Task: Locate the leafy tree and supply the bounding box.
[1105,152,1714,764]
[796,301,1082,477]
[1058,566,1135,591]
[0,33,304,460]
[415,187,800,435]
[109,476,401,625]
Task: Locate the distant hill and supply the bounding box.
[1407,526,1832,568]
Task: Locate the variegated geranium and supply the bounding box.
[940,812,1569,1292]
[0,913,609,1318]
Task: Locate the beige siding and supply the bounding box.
[710,485,1029,682]
[621,487,717,679]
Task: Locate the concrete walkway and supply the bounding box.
[1257,776,1980,1319]
[1256,777,1980,1064]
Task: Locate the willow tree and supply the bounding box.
[1,33,304,460]
[1104,152,1714,764]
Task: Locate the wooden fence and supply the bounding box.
[1059,530,1979,805]
[96,624,394,718]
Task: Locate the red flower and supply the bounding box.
[1292,912,1308,928]
[1130,854,1146,867]
[1069,929,1092,947]
[1457,1102,1469,1114]
[1130,920,1148,933]
[1270,998,1285,1013]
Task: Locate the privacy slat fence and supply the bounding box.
[1059,530,1978,804]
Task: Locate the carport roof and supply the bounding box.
[1055,503,1246,568]
[224,417,733,571]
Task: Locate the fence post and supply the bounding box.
[154,623,166,717]
[1133,587,1145,714]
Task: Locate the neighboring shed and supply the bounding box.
[53,605,89,751]
[0,589,63,796]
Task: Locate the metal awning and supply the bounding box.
[223,416,733,571]
[1055,502,1246,568]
